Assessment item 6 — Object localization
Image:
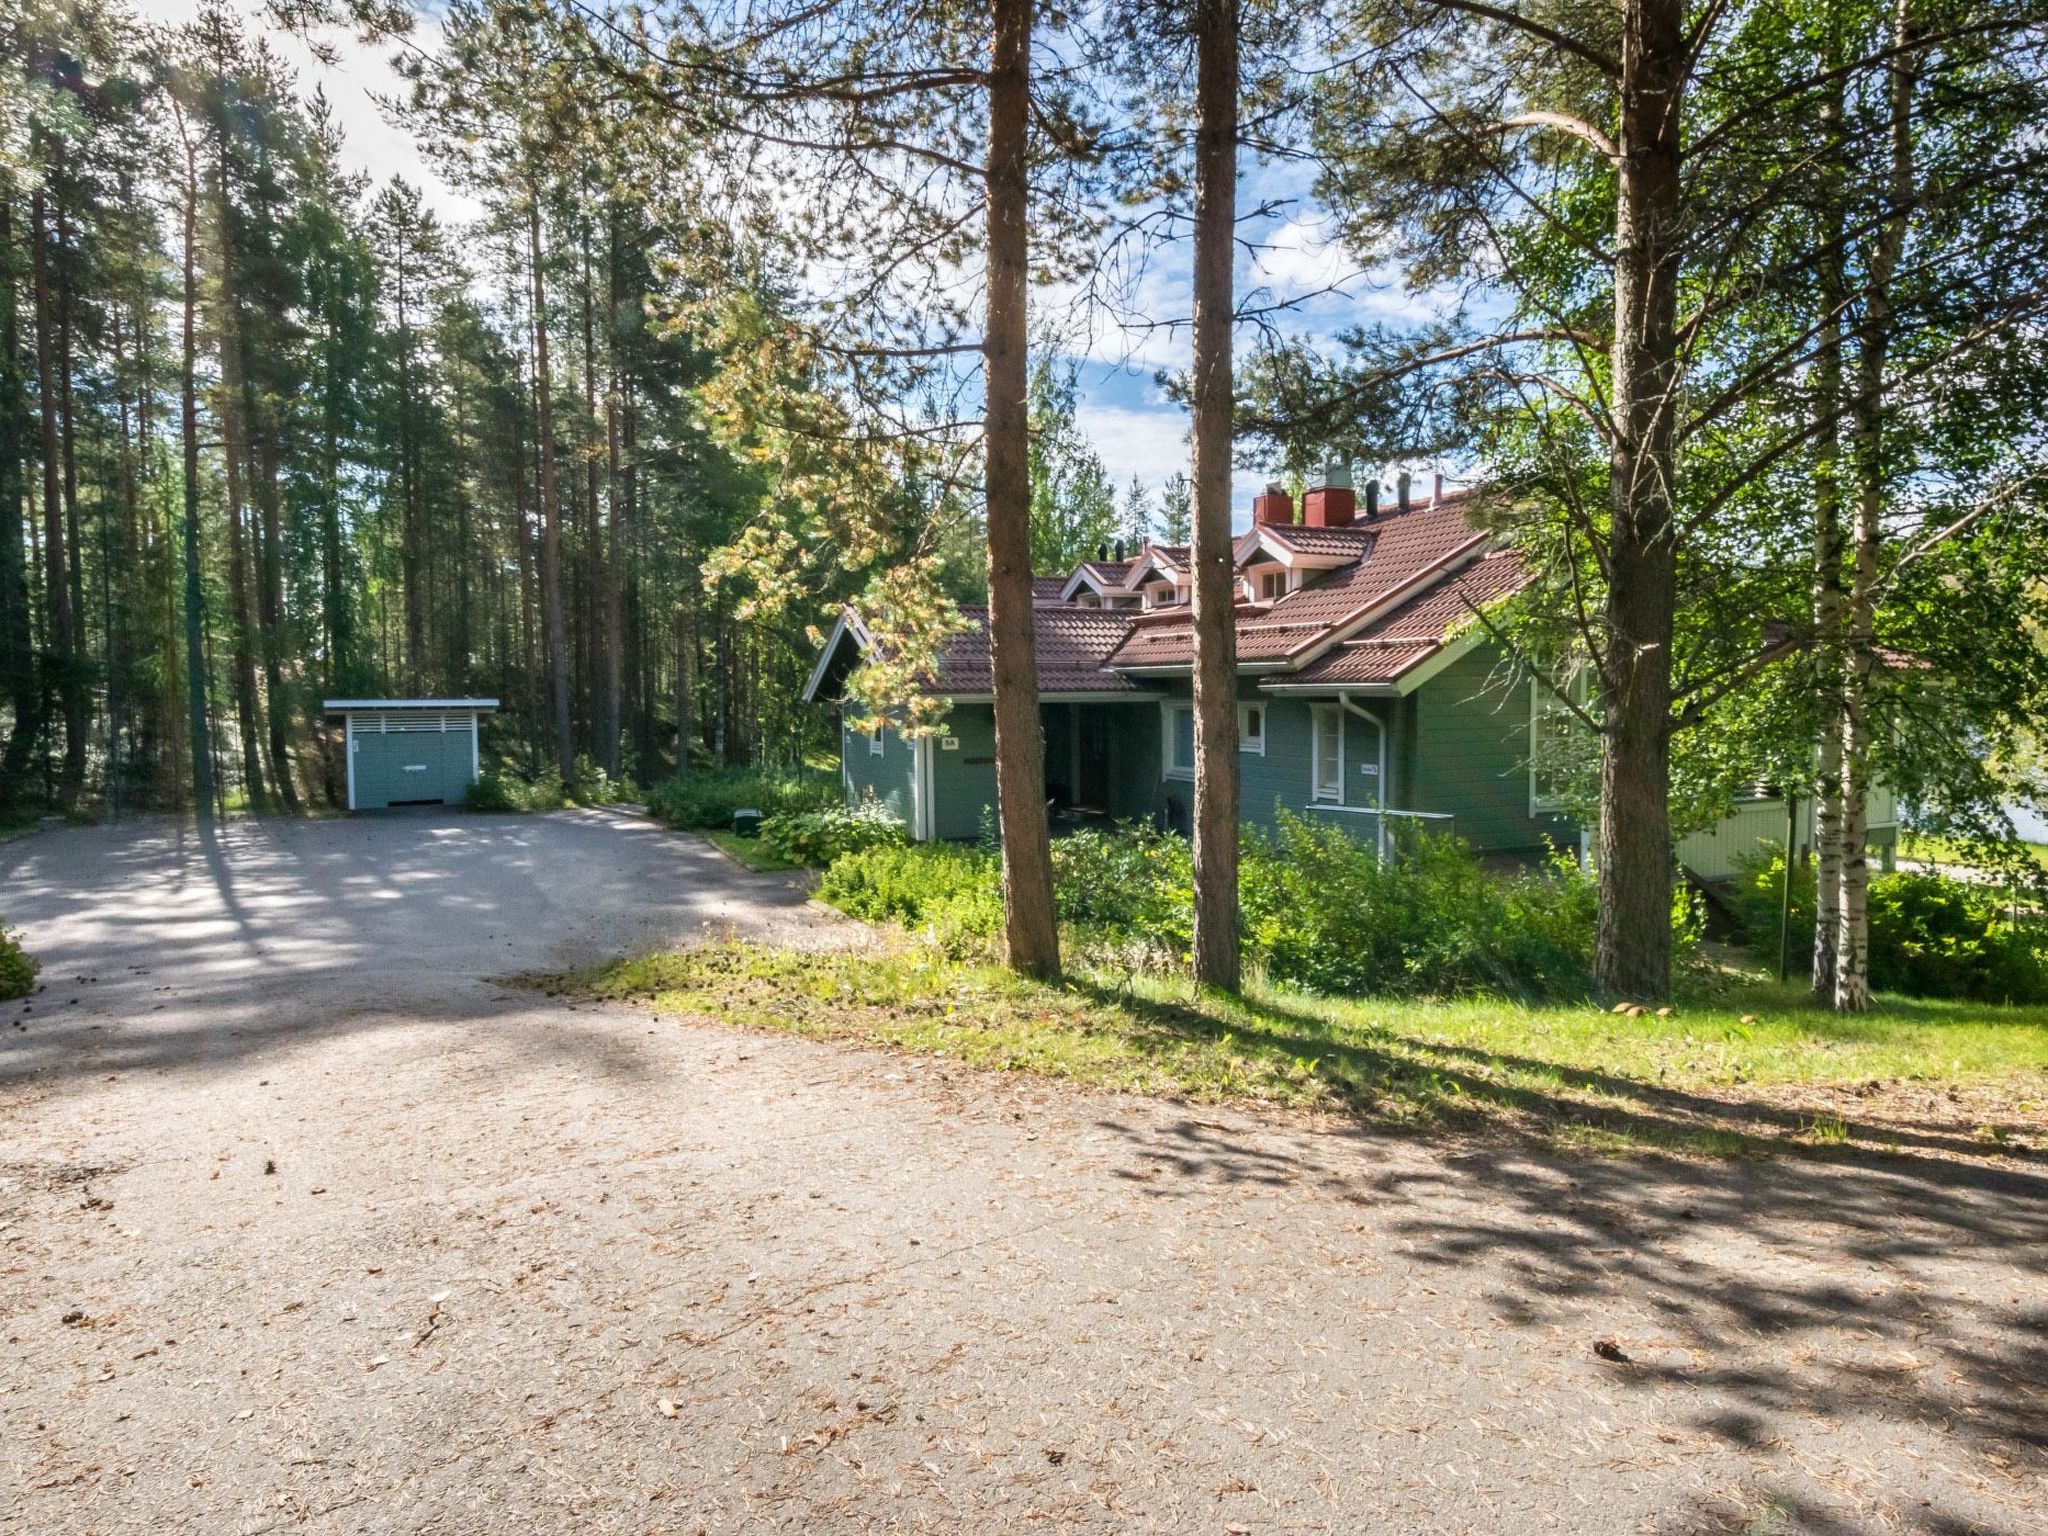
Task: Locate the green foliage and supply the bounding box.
[1238,815,1598,1002]
[0,922,37,1002]
[1731,848,2048,1003]
[570,754,633,807]
[468,767,567,813]
[817,842,1002,953]
[821,817,1603,1001]
[759,797,908,867]
[1026,358,1120,572]
[645,767,839,830]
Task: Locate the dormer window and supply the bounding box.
[1258,569,1287,601]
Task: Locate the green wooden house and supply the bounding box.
[806,468,1585,860]
[807,465,1898,869]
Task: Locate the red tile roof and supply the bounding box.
[846,492,1521,698]
[1105,496,1492,670]
[1287,551,1530,684]
[932,605,1157,695]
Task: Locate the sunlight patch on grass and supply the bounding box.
[550,942,2048,1161]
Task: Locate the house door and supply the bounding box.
[1076,708,1111,811]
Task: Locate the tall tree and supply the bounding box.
[986,0,1061,978]
[1187,0,1241,991]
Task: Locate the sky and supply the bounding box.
[133,0,1456,531]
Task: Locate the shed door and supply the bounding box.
[351,713,471,809]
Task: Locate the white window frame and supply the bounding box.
[1310,703,1344,803]
[868,722,885,757]
[1161,701,1196,780]
[1528,672,1588,814]
[1238,702,1267,756]
[1256,568,1287,602]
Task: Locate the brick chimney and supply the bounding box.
[1302,461,1356,528]
[1252,482,1294,526]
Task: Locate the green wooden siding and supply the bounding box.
[1408,647,1577,854]
[840,708,915,826]
[930,706,1000,840]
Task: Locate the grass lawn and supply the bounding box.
[552,941,2048,1163]
[697,829,801,872]
[1899,830,2048,873]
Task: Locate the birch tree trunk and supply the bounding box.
[1835,0,1918,1013]
[1810,72,1848,1000]
[1595,0,1686,1000]
[1188,0,1241,992]
[984,0,1061,979]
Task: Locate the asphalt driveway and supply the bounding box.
[1,810,2042,1534]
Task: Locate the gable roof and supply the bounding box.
[809,490,1524,702]
[1105,496,1491,672]
[1058,558,1135,602]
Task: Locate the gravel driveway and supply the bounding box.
[2,811,2042,1534]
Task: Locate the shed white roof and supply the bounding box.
[323,698,499,712]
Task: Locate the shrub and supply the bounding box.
[1731,847,2048,1003]
[760,797,909,867]
[645,766,839,830]
[818,842,1002,954]
[570,753,630,806]
[468,766,566,813]
[820,815,1601,1000]
[0,922,36,1002]
[1239,814,1597,1000]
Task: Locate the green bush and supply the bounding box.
[760,797,909,867]
[818,842,1002,953]
[1238,814,1597,1000]
[468,766,566,813]
[645,766,839,830]
[0,921,37,1002]
[820,815,1602,1000]
[1731,847,2048,1003]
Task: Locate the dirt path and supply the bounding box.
[2,813,2042,1534]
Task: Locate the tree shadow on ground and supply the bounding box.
[1067,978,2047,1514]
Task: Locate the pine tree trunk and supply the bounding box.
[213,178,267,812]
[31,186,85,808]
[528,195,574,783]
[984,0,1060,980]
[1834,0,1917,1014]
[254,410,297,808]
[178,144,214,820]
[672,602,691,778]
[1594,0,1686,1001]
[0,195,40,797]
[1188,0,1241,992]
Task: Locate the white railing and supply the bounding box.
[1304,803,1453,861]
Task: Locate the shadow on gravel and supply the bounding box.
[1095,1102,2048,1516]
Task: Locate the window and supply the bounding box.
[1528,673,1590,813]
[1239,703,1266,756]
[868,723,885,757]
[1311,704,1343,802]
[1163,703,1196,778]
[1257,568,1287,601]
